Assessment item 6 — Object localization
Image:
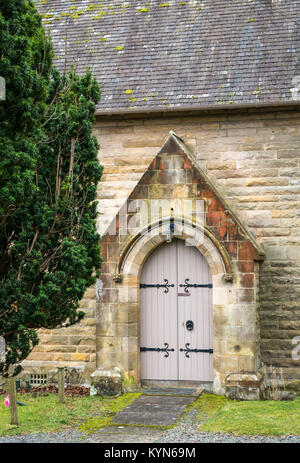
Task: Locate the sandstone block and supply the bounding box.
[225,372,263,400]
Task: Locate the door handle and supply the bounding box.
[186,320,194,331]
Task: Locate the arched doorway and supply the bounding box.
[140,239,213,383]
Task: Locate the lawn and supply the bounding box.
[0,392,140,437]
[196,394,300,436]
[1,391,300,438]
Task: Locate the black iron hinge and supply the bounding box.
[180,343,213,358]
[179,278,213,293]
[140,279,175,294]
[140,343,175,358]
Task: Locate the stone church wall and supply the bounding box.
[22,106,300,393]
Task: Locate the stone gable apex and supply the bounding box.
[118,131,265,263]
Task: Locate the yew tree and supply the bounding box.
[0,0,102,376]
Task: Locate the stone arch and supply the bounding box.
[120,217,228,283]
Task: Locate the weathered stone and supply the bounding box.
[43,345,77,353]
[225,372,264,400]
[65,367,85,385]
[90,367,123,396]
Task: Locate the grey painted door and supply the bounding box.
[140,239,213,382]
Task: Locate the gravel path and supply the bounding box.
[0,430,84,443]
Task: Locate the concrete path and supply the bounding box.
[111,393,195,426]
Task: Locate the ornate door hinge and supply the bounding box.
[140,278,175,294]
[140,343,175,358]
[180,343,213,358]
[179,278,213,293]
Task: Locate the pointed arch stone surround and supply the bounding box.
[93,132,265,398]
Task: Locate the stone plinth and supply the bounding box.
[90,367,123,396]
[225,372,264,400]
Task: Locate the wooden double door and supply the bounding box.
[140,239,213,382]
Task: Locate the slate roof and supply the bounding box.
[35,0,300,115]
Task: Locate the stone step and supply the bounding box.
[142,387,201,397]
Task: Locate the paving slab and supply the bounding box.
[111,392,196,426]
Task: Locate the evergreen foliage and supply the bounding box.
[0,0,102,376]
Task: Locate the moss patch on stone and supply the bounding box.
[79,393,140,435]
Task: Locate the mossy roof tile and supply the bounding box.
[36,0,300,114]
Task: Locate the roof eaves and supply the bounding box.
[96,98,300,116]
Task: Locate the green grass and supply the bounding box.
[192,392,229,418]
[2,390,300,437]
[197,394,300,436]
[0,392,140,437]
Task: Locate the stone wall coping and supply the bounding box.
[225,372,263,386]
[91,367,122,378]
